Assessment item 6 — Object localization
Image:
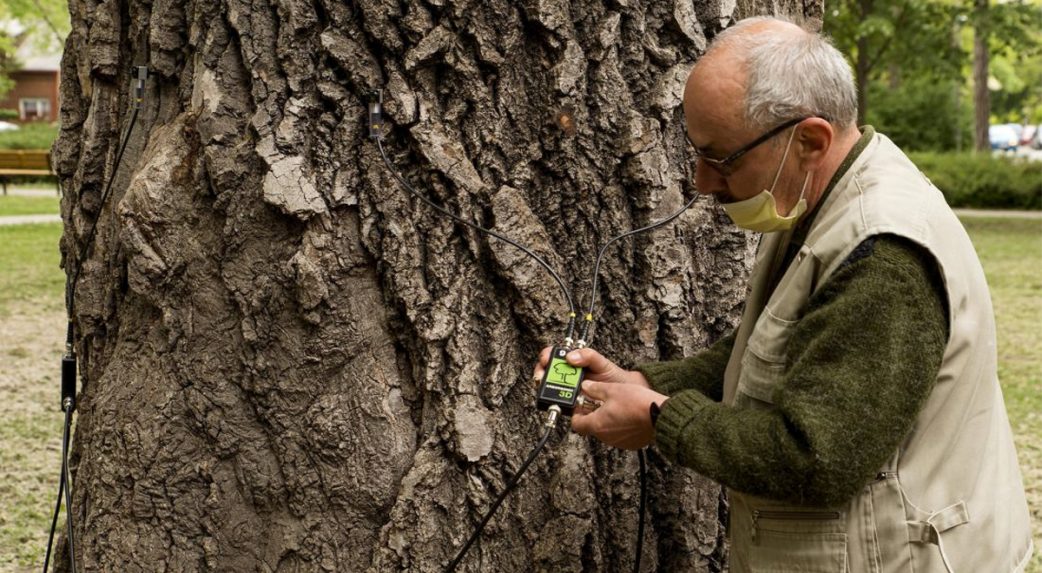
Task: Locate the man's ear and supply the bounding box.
[797,117,833,171]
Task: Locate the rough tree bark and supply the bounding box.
[55,0,819,571]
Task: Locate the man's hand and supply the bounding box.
[571,381,668,450]
[532,347,666,450]
[532,346,651,388]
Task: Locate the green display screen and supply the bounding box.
[545,356,581,389]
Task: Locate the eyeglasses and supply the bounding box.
[686,116,810,177]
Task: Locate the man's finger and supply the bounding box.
[565,348,616,374]
[576,394,602,411]
[531,367,545,388]
[538,346,552,367]
[570,410,597,436]
[580,380,609,400]
[531,347,553,389]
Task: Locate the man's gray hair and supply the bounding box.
[708,17,858,131]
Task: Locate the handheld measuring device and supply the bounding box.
[536,346,585,416]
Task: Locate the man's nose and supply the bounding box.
[694,159,728,196]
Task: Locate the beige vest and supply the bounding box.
[721,134,1033,572]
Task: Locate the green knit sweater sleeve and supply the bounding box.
[635,331,736,401]
[653,235,948,506]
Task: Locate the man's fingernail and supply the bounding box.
[567,351,581,362]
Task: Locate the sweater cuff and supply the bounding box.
[636,360,689,397]
[654,390,712,463]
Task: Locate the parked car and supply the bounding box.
[1020,124,1037,146]
[989,124,1019,152]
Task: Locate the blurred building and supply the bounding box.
[0,23,61,123]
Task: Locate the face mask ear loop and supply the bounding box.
[798,171,812,203]
[768,126,800,192]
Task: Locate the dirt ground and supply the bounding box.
[0,299,67,572]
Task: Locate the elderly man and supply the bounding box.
[540,17,1033,571]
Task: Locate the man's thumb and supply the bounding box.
[581,380,607,400]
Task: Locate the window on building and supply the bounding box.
[19,98,51,121]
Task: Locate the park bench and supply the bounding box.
[0,149,57,194]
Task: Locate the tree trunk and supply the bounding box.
[54,0,819,571]
[973,0,990,152]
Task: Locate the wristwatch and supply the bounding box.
[650,400,666,427]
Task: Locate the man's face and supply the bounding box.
[682,61,805,213]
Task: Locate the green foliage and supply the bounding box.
[986,0,1042,123]
[826,0,1042,149]
[0,0,70,48]
[910,152,1042,209]
[0,121,58,149]
[825,0,964,82]
[869,78,973,152]
[0,74,12,102]
[0,108,17,120]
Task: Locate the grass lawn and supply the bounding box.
[962,215,1042,572]
[0,222,64,572]
[0,223,64,316]
[0,216,1038,570]
[0,194,60,218]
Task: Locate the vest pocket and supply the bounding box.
[749,510,848,573]
[737,308,798,408]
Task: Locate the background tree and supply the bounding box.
[825,0,961,126]
[54,1,820,571]
[826,0,1042,153]
[821,0,958,143]
[982,1,1042,124]
[973,0,991,151]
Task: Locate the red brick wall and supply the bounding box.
[0,71,60,122]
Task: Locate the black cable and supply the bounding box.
[446,421,556,573]
[48,66,147,573]
[375,138,577,338]
[40,449,65,573]
[61,407,77,573]
[66,104,140,316]
[42,407,76,573]
[579,193,700,343]
[634,449,647,573]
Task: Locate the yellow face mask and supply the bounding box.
[722,127,812,233]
